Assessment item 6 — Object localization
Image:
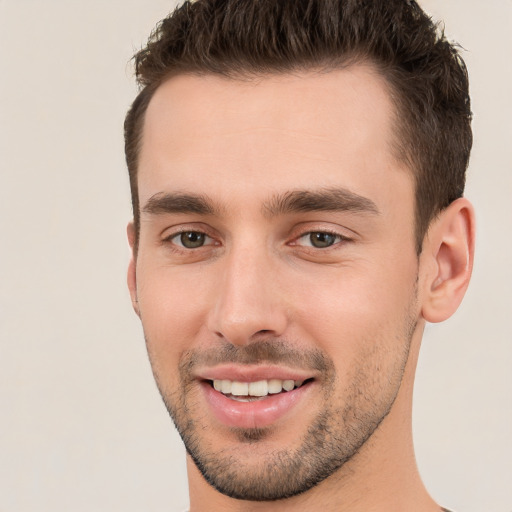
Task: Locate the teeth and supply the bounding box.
[282,380,295,391]
[231,381,249,396]
[268,379,283,394]
[212,378,307,397]
[248,380,268,397]
[221,380,232,394]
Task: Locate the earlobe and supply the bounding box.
[127,222,140,317]
[421,198,475,323]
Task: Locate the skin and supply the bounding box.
[127,66,474,512]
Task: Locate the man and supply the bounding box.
[124,0,474,510]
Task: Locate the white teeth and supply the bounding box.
[212,378,307,397]
[230,381,249,396]
[282,380,295,391]
[221,380,232,394]
[248,380,268,397]
[268,379,283,394]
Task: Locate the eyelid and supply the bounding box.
[161,224,219,248]
[291,230,350,248]
[171,231,214,248]
[288,222,354,245]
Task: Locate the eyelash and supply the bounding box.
[162,228,351,251]
[163,230,216,249]
[292,230,351,249]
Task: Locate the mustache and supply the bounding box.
[179,339,333,373]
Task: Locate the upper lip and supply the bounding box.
[194,364,316,383]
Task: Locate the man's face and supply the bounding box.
[130,67,423,500]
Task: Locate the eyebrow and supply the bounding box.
[142,192,217,216]
[262,188,380,217]
[141,187,379,218]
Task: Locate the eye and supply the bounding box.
[296,231,346,248]
[170,231,212,249]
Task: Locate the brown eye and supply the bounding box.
[178,231,206,248]
[308,232,338,248]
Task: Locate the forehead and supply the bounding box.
[138,66,410,213]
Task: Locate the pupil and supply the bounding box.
[181,232,205,248]
[310,232,336,248]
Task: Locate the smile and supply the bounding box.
[211,378,307,400]
[199,372,316,429]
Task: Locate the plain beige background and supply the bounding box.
[1,1,510,511]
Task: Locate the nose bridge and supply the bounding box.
[208,238,287,345]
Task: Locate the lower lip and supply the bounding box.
[200,381,313,429]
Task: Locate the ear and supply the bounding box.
[421,198,475,323]
[127,222,140,317]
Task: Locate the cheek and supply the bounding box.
[291,275,417,407]
[288,259,418,360]
[136,263,213,362]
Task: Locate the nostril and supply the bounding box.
[209,306,288,346]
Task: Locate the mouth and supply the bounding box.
[198,370,317,429]
[208,378,314,402]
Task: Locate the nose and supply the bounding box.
[207,244,288,346]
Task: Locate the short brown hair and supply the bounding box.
[125,0,472,253]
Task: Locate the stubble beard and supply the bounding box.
[145,310,416,503]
